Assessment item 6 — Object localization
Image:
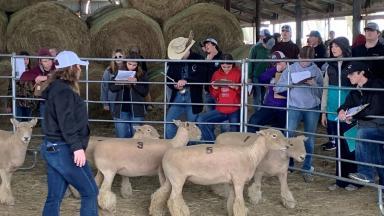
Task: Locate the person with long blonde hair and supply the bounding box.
[40,51,98,216]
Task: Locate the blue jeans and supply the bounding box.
[40,101,46,133]
[355,127,384,184]
[165,91,197,139]
[15,105,32,121]
[204,91,216,112]
[40,140,98,216]
[114,112,144,138]
[248,107,286,133]
[197,109,240,142]
[287,106,320,171]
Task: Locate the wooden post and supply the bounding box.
[295,0,302,47]
[352,0,362,42]
[224,0,231,11]
[254,0,261,43]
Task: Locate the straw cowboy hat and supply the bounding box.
[167,31,195,60]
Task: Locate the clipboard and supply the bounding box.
[115,70,136,80]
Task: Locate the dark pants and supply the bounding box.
[247,107,286,133]
[15,105,32,122]
[327,120,360,188]
[40,140,98,216]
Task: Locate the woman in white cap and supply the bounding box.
[40,51,98,216]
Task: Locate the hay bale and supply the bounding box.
[86,5,121,27]
[0,11,7,53]
[127,0,197,23]
[231,44,252,60]
[6,2,90,57]
[89,8,165,59]
[0,0,53,12]
[163,3,244,53]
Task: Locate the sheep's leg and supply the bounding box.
[232,181,247,216]
[95,170,104,188]
[167,177,189,216]
[120,176,132,198]
[149,178,172,216]
[0,170,14,205]
[98,170,117,213]
[247,171,263,205]
[226,184,235,216]
[158,165,165,186]
[278,172,296,209]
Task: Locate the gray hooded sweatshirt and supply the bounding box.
[274,62,323,109]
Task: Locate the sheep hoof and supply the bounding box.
[98,190,117,213]
[248,191,262,206]
[0,196,15,206]
[282,198,296,209]
[232,199,247,216]
[168,198,190,216]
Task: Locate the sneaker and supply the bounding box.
[328,184,339,191]
[322,142,336,151]
[345,184,358,191]
[348,173,372,183]
[302,166,314,183]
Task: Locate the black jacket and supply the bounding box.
[109,71,149,118]
[42,79,90,152]
[327,61,351,87]
[338,79,384,127]
[204,51,223,92]
[167,52,207,114]
[352,42,384,80]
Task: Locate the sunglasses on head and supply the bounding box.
[114,55,123,59]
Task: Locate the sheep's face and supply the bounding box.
[286,135,307,162]
[10,118,37,144]
[133,125,160,139]
[256,129,289,151]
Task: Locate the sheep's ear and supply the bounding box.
[297,135,308,141]
[173,120,182,127]
[256,130,267,136]
[10,118,19,126]
[30,118,38,127]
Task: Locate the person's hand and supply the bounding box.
[229,83,238,89]
[103,105,110,111]
[73,149,86,167]
[276,62,287,72]
[211,81,219,90]
[127,77,137,82]
[304,78,316,85]
[35,75,47,84]
[321,113,327,127]
[174,79,187,90]
[338,109,352,124]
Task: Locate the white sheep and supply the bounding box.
[0,118,37,205]
[69,124,160,199]
[149,128,289,216]
[215,132,307,208]
[95,120,201,213]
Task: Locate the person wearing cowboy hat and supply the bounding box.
[165,31,208,139]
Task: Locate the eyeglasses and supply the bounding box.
[114,55,123,59]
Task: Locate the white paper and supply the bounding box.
[345,103,370,117]
[15,58,26,79]
[115,70,136,80]
[247,85,253,95]
[291,71,314,84]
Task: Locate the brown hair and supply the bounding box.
[125,53,144,80]
[110,48,125,73]
[299,46,315,59]
[50,66,81,94]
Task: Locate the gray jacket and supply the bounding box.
[100,68,118,113]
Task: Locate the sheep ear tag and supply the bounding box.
[206,146,213,154]
[137,141,144,149]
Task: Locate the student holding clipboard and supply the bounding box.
[337,61,384,188]
[109,53,149,138]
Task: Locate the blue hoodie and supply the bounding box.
[274,62,323,109]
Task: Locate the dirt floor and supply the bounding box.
[0,115,382,216]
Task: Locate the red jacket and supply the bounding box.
[210,66,241,114]
[20,64,55,82]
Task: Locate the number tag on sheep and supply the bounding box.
[137,142,144,149]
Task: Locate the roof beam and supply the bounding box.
[302,0,328,13]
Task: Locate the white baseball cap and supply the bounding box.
[54,51,89,69]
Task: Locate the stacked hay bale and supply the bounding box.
[231,44,252,60]
[0,11,7,53]
[6,2,90,57]
[163,3,244,54]
[89,8,166,59]
[0,0,53,12]
[127,0,197,23]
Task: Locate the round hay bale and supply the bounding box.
[0,11,7,53]
[127,0,197,23]
[0,0,53,12]
[231,44,252,60]
[163,3,244,53]
[86,5,121,27]
[89,8,165,59]
[6,2,90,57]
